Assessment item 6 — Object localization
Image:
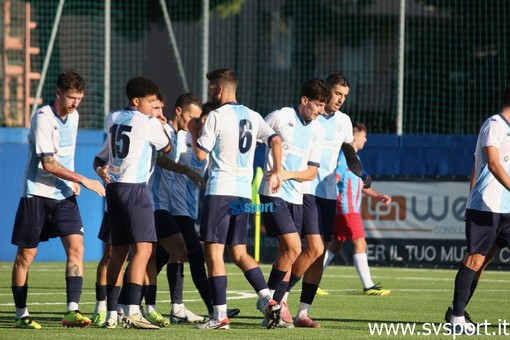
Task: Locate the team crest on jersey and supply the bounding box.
[287,122,294,128]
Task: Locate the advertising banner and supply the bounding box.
[253,181,510,268]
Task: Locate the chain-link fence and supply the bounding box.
[2,0,509,133]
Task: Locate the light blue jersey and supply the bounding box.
[104,108,170,184]
[303,111,353,199]
[22,104,78,199]
[150,123,178,212]
[259,106,322,204]
[198,103,276,199]
[170,130,207,219]
[467,114,510,213]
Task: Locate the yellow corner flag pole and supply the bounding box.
[252,166,264,262]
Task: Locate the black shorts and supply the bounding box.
[465,209,510,255]
[172,215,202,253]
[11,196,83,248]
[317,197,337,242]
[154,210,181,239]
[106,182,157,246]
[260,195,302,238]
[97,211,111,244]
[200,195,250,246]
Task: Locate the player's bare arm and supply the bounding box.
[156,156,205,188]
[279,164,319,182]
[92,157,110,184]
[486,146,510,191]
[362,187,391,205]
[267,136,283,193]
[188,118,208,161]
[41,155,105,196]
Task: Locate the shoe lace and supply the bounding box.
[369,283,384,290]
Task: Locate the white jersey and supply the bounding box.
[150,123,178,212]
[303,111,353,199]
[467,114,510,213]
[198,103,276,199]
[170,130,207,219]
[259,106,322,204]
[22,104,78,199]
[104,108,170,183]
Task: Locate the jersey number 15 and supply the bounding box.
[110,124,132,159]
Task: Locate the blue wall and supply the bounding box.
[0,129,477,261]
[357,134,477,177]
[0,128,105,262]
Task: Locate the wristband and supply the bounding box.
[96,166,102,174]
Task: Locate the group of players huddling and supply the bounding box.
[11,68,401,331]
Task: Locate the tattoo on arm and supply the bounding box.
[41,155,82,183]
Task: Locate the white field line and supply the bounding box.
[0,291,257,307]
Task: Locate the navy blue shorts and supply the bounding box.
[154,210,181,239]
[11,196,83,248]
[106,183,157,246]
[465,209,510,255]
[317,197,337,242]
[260,195,302,237]
[97,211,111,244]
[172,215,202,253]
[302,194,322,237]
[200,195,250,246]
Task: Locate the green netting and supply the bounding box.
[2,0,510,133]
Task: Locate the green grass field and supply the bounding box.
[0,262,508,339]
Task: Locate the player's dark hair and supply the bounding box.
[206,68,238,88]
[125,77,160,100]
[156,92,166,103]
[174,93,200,111]
[503,84,510,108]
[353,122,367,134]
[301,78,329,102]
[201,101,215,118]
[57,70,86,93]
[325,73,350,89]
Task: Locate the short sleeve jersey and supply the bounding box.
[197,103,276,199]
[104,108,170,183]
[170,130,207,219]
[467,114,510,213]
[303,110,353,199]
[22,104,79,199]
[336,151,363,214]
[259,106,322,205]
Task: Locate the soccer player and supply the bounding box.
[258,78,328,328]
[149,93,205,324]
[189,68,283,330]
[291,74,369,327]
[323,122,392,297]
[10,70,105,329]
[445,84,510,334]
[100,77,170,329]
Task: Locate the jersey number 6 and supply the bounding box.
[238,119,253,154]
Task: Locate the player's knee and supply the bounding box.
[286,244,302,261]
[15,251,36,268]
[463,254,486,271]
